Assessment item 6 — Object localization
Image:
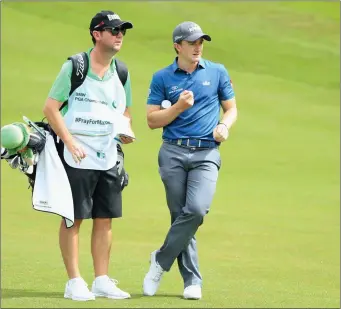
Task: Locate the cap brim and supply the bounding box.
[118,21,133,29]
[185,33,211,42]
[107,20,133,29]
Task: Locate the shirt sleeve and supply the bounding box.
[124,72,132,107]
[147,72,166,105]
[218,65,235,101]
[48,60,72,103]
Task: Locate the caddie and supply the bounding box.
[42,9,135,301]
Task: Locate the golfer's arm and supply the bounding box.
[42,98,73,143]
[146,104,182,129]
[220,98,238,129]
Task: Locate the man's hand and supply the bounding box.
[64,138,86,164]
[175,90,194,112]
[213,123,229,142]
[119,127,135,144]
[119,135,135,144]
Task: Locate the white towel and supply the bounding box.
[32,132,74,228]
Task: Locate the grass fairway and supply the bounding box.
[1,1,340,308]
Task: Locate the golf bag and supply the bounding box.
[1,120,49,185]
[1,122,129,192]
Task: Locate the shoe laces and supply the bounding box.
[102,277,121,289]
[152,264,164,282]
[108,278,119,286]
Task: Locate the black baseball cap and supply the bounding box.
[89,10,133,32]
[173,21,211,43]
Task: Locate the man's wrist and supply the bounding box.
[62,134,73,144]
[218,122,229,130]
[173,103,185,114]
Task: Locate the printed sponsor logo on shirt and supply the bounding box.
[75,117,112,125]
[74,94,108,106]
[97,152,106,159]
[202,81,210,86]
[169,85,183,94]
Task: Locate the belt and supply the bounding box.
[163,138,219,149]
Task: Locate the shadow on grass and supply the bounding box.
[1,289,183,300]
[1,288,63,299]
[130,293,183,299]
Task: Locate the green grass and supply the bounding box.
[1,1,340,308]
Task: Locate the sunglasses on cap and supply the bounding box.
[103,27,126,36]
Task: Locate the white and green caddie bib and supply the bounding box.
[48,48,132,170]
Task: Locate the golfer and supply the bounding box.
[143,21,238,300]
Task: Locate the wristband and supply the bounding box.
[218,122,228,130]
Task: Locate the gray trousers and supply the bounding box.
[156,141,221,288]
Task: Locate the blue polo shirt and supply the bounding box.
[147,58,235,141]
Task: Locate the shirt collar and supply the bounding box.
[198,58,205,69]
[172,57,205,73]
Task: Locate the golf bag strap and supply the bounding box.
[59,52,89,111]
[59,53,128,112]
[115,58,128,87]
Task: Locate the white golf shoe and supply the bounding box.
[183,285,202,300]
[64,277,95,301]
[91,275,131,299]
[143,250,165,296]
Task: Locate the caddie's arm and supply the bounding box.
[146,73,193,129]
[120,72,135,144]
[123,107,132,124]
[42,61,74,144]
[123,72,133,125]
[43,61,85,162]
[43,97,74,144]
